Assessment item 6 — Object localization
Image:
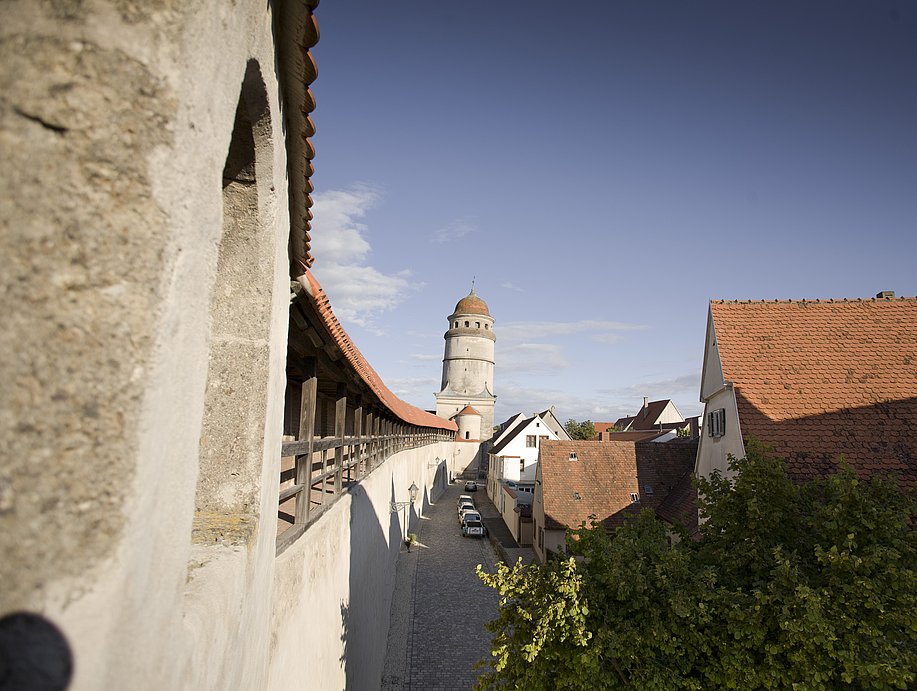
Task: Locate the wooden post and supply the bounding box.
[353,395,363,481]
[334,382,346,494]
[295,358,317,525]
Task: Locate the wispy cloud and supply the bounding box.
[386,376,440,406]
[499,319,647,343]
[501,281,525,292]
[410,353,441,362]
[309,184,415,327]
[501,343,569,373]
[430,218,477,244]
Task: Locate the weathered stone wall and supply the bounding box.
[0,2,292,688]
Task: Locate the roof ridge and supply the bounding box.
[711,296,917,304]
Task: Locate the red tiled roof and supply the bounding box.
[539,440,697,532]
[455,405,481,417]
[613,416,635,429]
[604,430,669,442]
[277,1,320,269]
[303,271,456,431]
[594,422,615,434]
[711,297,917,486]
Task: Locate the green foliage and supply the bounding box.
[565,418,597,440]
[477,442,917,689]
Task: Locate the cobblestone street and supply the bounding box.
[381,480,500,690]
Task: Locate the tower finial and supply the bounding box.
[471,276,476,294]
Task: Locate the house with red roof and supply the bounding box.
[697,293,917,488]
[533,440,698,563]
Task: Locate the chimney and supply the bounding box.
[642,397,649,410]
[876,291,895,299]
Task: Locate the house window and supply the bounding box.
[519,459,525,473]
[526,435,536,447]
[644,484,654,495]
[630,492,639,503]
[708,408,726,437]
[540,435,549,441]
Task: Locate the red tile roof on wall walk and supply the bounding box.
[302,270,456,431]
[711,296,917,487]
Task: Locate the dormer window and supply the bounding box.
[573,491,582,501]
[630,493,640,503]
[569,451,578,461]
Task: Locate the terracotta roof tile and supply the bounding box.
[303,271,456,431]
[455,405,482,417]
[711,297,917,487]
[539,440,697,532]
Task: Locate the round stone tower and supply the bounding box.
[435,287,496,439]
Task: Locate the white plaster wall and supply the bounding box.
[695,386,746,482]
[268,441,456,691]
[656,401,686,424]
[497,419,558,483]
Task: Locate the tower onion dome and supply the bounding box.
[452,289,490,317]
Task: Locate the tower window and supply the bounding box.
[485,324,489,329]
[465,431,470,439]
[464,321,469,327]
[454,321,458,328]
[476,321,480,328]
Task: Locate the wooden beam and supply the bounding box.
[294,358,317,525]
[334,382,346,494]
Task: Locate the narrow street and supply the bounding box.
[381,480,501,690]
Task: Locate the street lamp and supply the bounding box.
[390,482,420,541]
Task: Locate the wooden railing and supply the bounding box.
[276,365,452,553]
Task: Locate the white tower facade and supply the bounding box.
[435,288,496,439]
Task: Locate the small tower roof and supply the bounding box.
[452,288,490,317]
[455,405,482,417]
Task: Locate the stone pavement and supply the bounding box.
[381,481,500,690]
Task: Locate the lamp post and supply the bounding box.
[390,482,420,542]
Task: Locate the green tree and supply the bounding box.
[476,442,917,690]
[564,418,596,440]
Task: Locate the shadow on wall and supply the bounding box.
[340,479,403,689]
[734,391,917,487]
[0,612,73,691]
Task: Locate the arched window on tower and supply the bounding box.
[465,431,470,439]
[475,321,480,328]
[464,320,469,327]
[454,321,458,328]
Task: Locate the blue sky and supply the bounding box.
[307,1,917,424]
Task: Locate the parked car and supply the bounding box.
[457,494,473,506]
[461,516,485,538]
[458,503,476,523]
[464,481,477,492]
